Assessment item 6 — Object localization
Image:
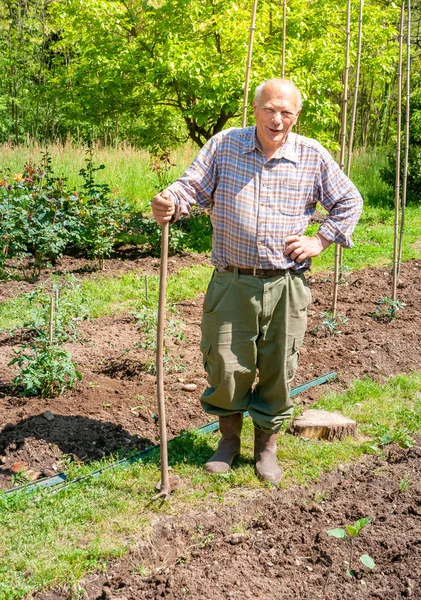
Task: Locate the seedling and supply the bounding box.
[313,311,349,336]
[323,264,353,285]
[327,517,375,576]
[368,297,406,323]
[399,476,412,493]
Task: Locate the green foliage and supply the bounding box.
[9,343,82,398]
[313,311,349,336]
[368,297,406,323]
[5,278,88,343]
[0,152,130,277]
[75,149,131,264]
[133,302,187,373]
[6,278,86,398]
[380,90,421,205]
[0,0,405,150]
[327,517,375,575]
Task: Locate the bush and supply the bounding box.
[0,151,130,278]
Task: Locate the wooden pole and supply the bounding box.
[398,0,411,274]
[242,0,259,127]
[155,222,170,497]
[346,0,364,179]
[49,295,54,344]
[392,2,404,301]
[332,0,351,316]
[282,0,287,77]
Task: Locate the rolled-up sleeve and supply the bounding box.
[317,149,363,248]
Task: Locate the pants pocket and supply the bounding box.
[286,334,304,383]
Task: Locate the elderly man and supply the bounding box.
[152,79,362,485]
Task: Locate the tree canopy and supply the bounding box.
[0,0,419,150]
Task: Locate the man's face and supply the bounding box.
[252,83,301,156]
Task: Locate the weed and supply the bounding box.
[368,297,406,323]
[327,517,375,576]
[398,477,412,493]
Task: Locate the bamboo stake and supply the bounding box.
[392,2,404,301]
[242,0,259,127]
[49,295,54,344]
[346,0,364,179]
[282,0,287,77]
[332,0,351,316]
[154,223,171,498]
[398,0,411,274]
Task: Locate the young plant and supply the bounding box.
[9,343,82,398]
[327,517,375,576]
[368,297,406,323]
[7,278,85,398]
[314,311,349,336]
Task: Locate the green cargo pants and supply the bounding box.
[200,267,311,433]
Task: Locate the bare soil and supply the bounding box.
[1,254,421,599]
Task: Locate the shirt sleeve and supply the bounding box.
[166,136,219,222]
[316,149,363,248]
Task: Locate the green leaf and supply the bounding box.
[354,517,372,533]
[326,528,347,539]
[345,525,357,537]
[360,554,375,569]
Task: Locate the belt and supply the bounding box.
[225,266,289,278]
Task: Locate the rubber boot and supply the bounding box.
[204,413,243,473]
[254,427,282,485]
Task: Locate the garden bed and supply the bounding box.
[0,255,420,599]
[1,255,420,489]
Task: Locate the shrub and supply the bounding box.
[0,151,130,278]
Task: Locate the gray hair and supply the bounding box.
[254,79,303,111]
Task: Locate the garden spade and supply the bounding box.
[153,212,180,500]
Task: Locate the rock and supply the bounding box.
[43,410,54,421]
[42,468,56,477]
[227,533,247,545]
[11,461,29,473]
[181,383,197,392]
[0,456,6,464]
[25,470,41,482]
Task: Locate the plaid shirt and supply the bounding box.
[168,127,363,271]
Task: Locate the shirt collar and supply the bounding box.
[241,127,299,164]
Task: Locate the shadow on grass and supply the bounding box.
[0,413,217,487]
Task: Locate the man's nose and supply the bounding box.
[272,112,282,124]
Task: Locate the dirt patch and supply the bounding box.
[1,256,420,487]
[2,254,421,599]
[35,440,421,600]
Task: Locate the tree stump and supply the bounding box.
[288,410,357,441]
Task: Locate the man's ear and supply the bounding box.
[294,109,302,124]
[252,100,257,117]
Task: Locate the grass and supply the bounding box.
[0,141,195,212]
[0,264,214,329]
[308,204,421,273]
[0,373,420,598]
